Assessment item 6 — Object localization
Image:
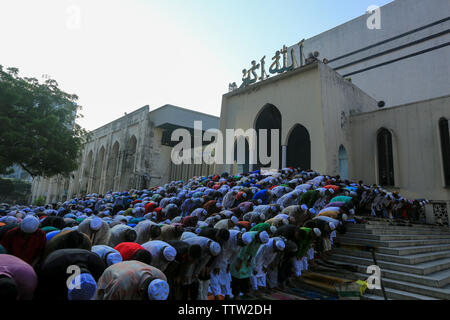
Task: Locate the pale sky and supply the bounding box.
[0,0,393,131]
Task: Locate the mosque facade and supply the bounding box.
[31,0,450,226]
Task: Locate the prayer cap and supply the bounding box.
[163,246,177,261]
[20,215,39,233]
[90,217,103,231]
[242,232,252,245]
[209,241,221,256]
[275,239,285,251]
[67,273,97,300]
[259,231,269,243]
[147,279,169,300]
[106,253,123,266]
[313,228,322,237]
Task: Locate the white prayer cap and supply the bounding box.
[20,215,39,234]
[349,209,355,215]
[233,226,241,231]
[313,228,322,237]
[231,216,239,224]
[222,210,233,217]
[241,228,246,233]
[282,219,289,225]
[163,246,177,262]
[329,222,336,231]
[106,252,123,266]
[259,213,266,221]
[197,221,208,228]
[342,214,348,221]
[209,241,221,256]
[242,232,253,245]
[259,231,269,243]
[275,239,285,251]
[147,279,169,300]
[90,217,103,231]
[301,204,308,211]
[270,226,277,234]
[257,199,262,204]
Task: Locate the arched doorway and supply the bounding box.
[233,137,250,174]
[254,104,282,170]
[286,124,311,170]
[105,141,120,192]
[439,117,450,186]
[338,145,349,180]
[121,136,137,190]
[83,150,93,194]
[93,146,105,193]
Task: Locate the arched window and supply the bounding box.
[338,145,349,181]
[377,128,395,186]
[439,118,450,187]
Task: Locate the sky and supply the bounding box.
[0,0,393,131]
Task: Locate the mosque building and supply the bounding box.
[31,0,449,225]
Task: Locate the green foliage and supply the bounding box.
[33,196,46,206]
[0,178,14,195]
[0,65,89,177]
[0,178,31,204]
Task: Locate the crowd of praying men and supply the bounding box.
[0,168,429,300]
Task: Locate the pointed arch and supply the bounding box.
[92,146,105,193]
[338,144,349,180]
[377,128,395,186]
[254,104,282,170]
[286,124,311,170]
[439,117,450,187]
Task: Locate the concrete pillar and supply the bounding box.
[282,145,287,168]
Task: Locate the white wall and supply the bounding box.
[288,0,450,108]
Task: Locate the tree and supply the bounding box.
[0,65,89,178]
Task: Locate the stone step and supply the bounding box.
[377,243,450,256]
[332,247,450,265]
[328,259,450,288]
[362,293,390,300]
[346,271,450,299]
[347,225,450,234]
[348,229,450,236]
[367,287,437,300]
[336,236,450,248]
[342,232,450,241]
[346,223,450,232]
[330,254,450,275]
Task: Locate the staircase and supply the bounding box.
[327,219,450,300]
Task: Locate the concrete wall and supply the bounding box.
[350,94,450,202]
[218,62,326,174]
[318,62,378,175]
[31,105,220,203]
[287,0,450,108]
